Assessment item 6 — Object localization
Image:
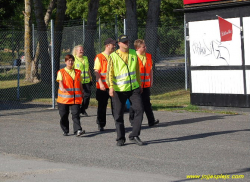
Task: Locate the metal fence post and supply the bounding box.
[51,19,55,109]
[32,24,35,58]
[184,15,188,90]
[124,19,126,35]
[83,19,85,45]
[99,17,101,53]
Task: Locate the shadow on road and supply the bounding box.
[145,129,250,144]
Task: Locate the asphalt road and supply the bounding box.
[0,106,249,182]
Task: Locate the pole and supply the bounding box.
[99,17,101,53]
[124,19,126,35]
[184,15,188,90]
[83,19,85,45]
[51,19,55,109]
[32,24,35,58]
[17,66,20,100]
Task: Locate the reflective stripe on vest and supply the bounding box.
[57,69,82,104]
[110,49,139,91]
[113,78,137,85]
[141,79,150,83]
[59,88,81,92]
[114,71,136,80]
[138,53,152,88]
[95,53,109,89]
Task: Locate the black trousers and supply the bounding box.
[129,87,155,125]
[81,82,91,113]
[58,103,82,134]
[112,88,144,141]
[96,89,113,127]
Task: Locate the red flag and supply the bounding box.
[218,16,233,42]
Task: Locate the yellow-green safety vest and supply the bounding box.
[110,49,139,91]
[74,56,90,84]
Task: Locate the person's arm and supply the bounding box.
[107,57,115,97]
[150,69,153,87]
[57,71,67,93]
[59,80,67,93]
[80,83,84,98]
[135,58,143,93]
[88,69,92,82]
[95,70,106,91]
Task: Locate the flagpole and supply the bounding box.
[216,15,242,31]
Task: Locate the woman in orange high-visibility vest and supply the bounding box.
[129,39,159,127]
[57,54,85,136]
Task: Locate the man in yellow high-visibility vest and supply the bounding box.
[107,35,144,146]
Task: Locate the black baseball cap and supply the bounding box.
[117,35,129,43]
[104,38,116,45]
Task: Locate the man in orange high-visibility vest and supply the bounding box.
[57,54,85,137]
[130,39,159,127]
[94,38,116,131]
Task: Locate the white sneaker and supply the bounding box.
[76,130,85,136]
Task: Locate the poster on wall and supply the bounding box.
[189,18,242,66]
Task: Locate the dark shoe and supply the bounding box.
[129,136,144,146]
[116,139,125,146]
[82,111,89,117]
[63,132,69,136]
[98,126,104,131]
[149,119,159,127]
[76,130,85,137]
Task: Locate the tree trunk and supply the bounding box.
[145,0,161,64]
[125,0,138,49]
[24,0,33,82]
[54,0,67,75]
[32,0,56,82]
[44,0,57,26]
[33,0,52,84]
[84,0,99,69]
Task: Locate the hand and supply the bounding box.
[61,87,67,93]
[100,83,106,91]
[109,88,115,97]
[139,86,143,94]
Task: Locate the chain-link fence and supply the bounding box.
[0,18,187,109]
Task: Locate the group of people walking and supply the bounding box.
[56,35,159,146]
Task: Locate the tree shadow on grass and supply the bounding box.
[0,81,56,107]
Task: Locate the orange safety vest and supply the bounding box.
[95,53,109,89]
[57,69,83,104]
[138,53,152,88]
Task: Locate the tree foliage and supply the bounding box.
[0,0,24,29]
[66,0,183,26]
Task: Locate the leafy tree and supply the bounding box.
[0,0,24,29]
